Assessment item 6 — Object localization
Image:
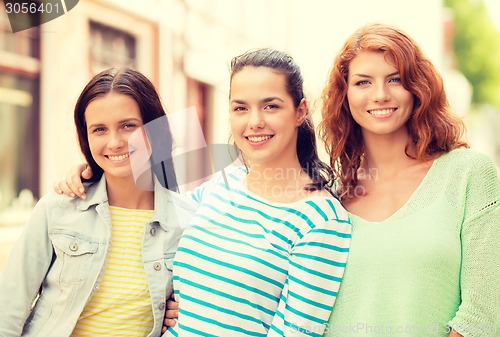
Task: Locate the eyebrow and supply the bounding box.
[87,118,142,130]
[230,96,285,104]
[351,71,400,78]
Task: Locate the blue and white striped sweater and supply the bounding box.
[165,167,351,337]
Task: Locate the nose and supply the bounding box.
[373,83,391,102]
[248,109,265,129]
[108,131,126,150]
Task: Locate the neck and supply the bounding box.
[361,129,417,174]
[105,172,154,210]
[245,158,312,201]
[246,154,304,183]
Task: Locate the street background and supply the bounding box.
[1,0,499,268]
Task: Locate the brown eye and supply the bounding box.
[264,104,279,110]
[233,106,247,112]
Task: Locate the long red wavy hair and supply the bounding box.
[318,23,468,200]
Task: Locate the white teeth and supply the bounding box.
[369,109,395,116]
[108,153,130,161]
[247,135,272,143]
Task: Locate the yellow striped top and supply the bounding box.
[72,206,154,336]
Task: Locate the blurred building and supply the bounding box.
[1,0,450,266]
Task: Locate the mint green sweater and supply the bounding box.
[324,149,500,337]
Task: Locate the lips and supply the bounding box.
[368,108,396,116]
[246,135,273,143]
[106,153,130,161]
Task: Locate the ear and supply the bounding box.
[296,98,307,126]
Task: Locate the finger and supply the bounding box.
[165,309,178,319]
[52,180,63,195]
[82,165,93,180]
[64,177,79,198]
[67,164,88,199]
[58,179,76,198]
[166,300,179,310]
[163,318,177,328]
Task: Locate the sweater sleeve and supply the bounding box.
[0,196,55,336]
[267,219,351,337]
[448,154,500,336]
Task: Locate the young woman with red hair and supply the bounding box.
[318,23,499,337]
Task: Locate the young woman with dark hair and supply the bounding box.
[0,68,194,336]
[54,50,352,337]
[163,48,351,336]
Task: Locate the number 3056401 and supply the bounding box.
[5,2,61,14]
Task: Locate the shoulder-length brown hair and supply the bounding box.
[318,23,468,200]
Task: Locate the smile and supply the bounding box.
[246,135,273,143]
[368,108,396,116]
[106,153,130,161]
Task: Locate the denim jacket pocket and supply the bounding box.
[164,252,175,272]
[51,233,99,286]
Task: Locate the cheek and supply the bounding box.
[88,136,102,157]
[346,89,361,109]
[229,116,245,135]
[346,95,357,120]
[406,93,415,108]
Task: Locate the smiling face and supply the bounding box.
[85,92,150,181]
[229,66,305,168]
[347,50,414,139]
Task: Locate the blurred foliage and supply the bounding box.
[445,0,500,108]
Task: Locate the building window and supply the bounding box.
[0,11,39,57]
[178,78,212,190]
[0,10,40,219]
[89,21,136,73]
[0,73,39,210]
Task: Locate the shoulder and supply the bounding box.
[202,165,247,184]
[36,190,78,209]
[29,190,81,220]
[188,166,246,201]
[434,148,498,186]
[35,181,107,216]
[297,196,352,241]
[438,148,496,169]
[440,148,499,212]
[302,194,350,225]
[432,148,498,181]
[221,165,247,182]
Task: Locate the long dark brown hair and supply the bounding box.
[74,67,178,191]
[230,48,334,191]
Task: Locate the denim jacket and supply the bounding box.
[0,175,197,337]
